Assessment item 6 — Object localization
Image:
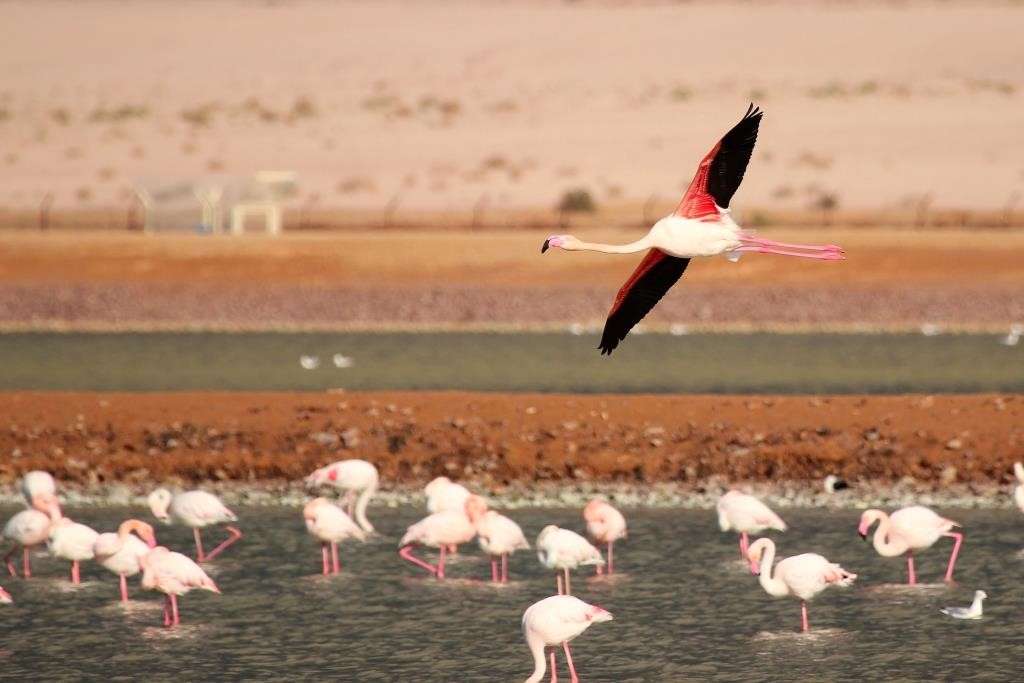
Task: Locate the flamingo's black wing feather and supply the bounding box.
[599,251,690,355]
[706,103,762,209]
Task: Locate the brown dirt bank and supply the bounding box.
[2,392,1021,489]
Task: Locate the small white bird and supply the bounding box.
[823,475,849,494]
[300,355,320,370]
[1001,324,1022,347]
[669,323,689,336]
[920,323,942,337]
[332,354,354,368]
[941,590,986,619]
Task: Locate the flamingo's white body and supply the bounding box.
[139,545,220,627]
[398,500,478,580]
[522,595,613,683]
[1012,462,1024,514]
[303,497,367,575]
[93,519,157,602]
[424,476,472,514]
[20,471,56,505]
[717,490,787,557]
[305,459,379,534]
[583,500,627,575]
[536,525,604,595]
[148,488,242,562]
[49,515,100,584]
[469,500,530,584]
[747,537,856,632]
[2,492,59,579]
[858,506,963,584]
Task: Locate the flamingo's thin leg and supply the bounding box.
[563,567,571,595]
[437,545,447,579]
[162,596,171,627]
[119,574,129,603]
[906,551,917,585]
[22,546,31,578]
[321,543,330,576]
[4,545,20,578]
[556,573,564,595]
[733,246,844,260]
[801,601,810,633]
[549,650,558,683]
[501,553,509,584]
[608,541,614,575]
[398,544,438,576]
[563,642,580,683]
[331,541,340,574]
[71,560,80,585]
[740,236,843,253]
[203,526,243,561]
[490,556,499,583]
[193,528,205,562]
[170,594,180,625]
[943,532,964,583]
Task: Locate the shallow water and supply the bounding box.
[1,506,1022,681]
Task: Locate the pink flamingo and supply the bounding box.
[148,488,242,562]
[522,595,613,683]
[747,537,857,633]
[717,490,787,558]
[2,492,60,578]
[424,476,473,554]
[47,506,99,585]
[303,497,367,575]
[858,506,964,584]
[540,104,843,355]
[398,497,478,580]
[467,497,530,583]
[20,471,56,505]
[536,525,604,595]
[139,545,220,627]
[305,459,378,534]
[583,500,627,575]
[93,519,158,602]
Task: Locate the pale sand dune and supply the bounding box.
[0,1,1021,212]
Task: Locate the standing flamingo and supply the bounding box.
[398,496,478,580]
[303,497,367,576]
[858,506,964,584]
[425,476,472,513]
[305,459,379,534]
[583,500,627,575]
[540,104,844,354]
[746,538,856,633]
[139,545,220,627]
[717,490,787,558]
[536,525,604,595]
[1012,462,1024,514]
[93,519,158,602]
[522,595,613,683]
[466,497,530,583]
[20,471,57,506]
[48,508,100,585]
[147,488,242,562]
[2,492,60,578]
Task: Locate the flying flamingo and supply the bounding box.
[717,490,787,558]
[583,499,627,575]
[20,470,57,505]
[148,488,242,562]
[48,508,100,585]
[858,506,964,584]
[466,497,530,583]
[1012,462,1024,514]
[540,104,843,354]
[746,537,856,633]
[93,519,158,602]
[303,497,367,576]
[2,492,60,578]
[522,595,613,683]
[139,545,220,627]
[305,459,379,534]
[398,496,478,580]
[536,525,604,595]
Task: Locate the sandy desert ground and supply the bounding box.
[0,1,1022,216]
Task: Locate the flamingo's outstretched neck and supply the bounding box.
[573,237,652,255]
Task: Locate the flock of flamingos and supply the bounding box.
[4,458,1021,681]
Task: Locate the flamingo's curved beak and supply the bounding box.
[541,238,551,254]
[858,530,868,541]
[749,560,760,576]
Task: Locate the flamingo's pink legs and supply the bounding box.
[3,546,22,578]
[556,573,564,595]
[490,557,499,583]
[944,532,964,583]
[119,574,129,602]
[549,650,558,683]
[398,543,441,578]
[734,245,844,260]
[320,544,330,575]
[170,594,180,626]
[330,542,341,574]
[163,597,172,626]
[501,553,509,583]
[742,236,844,253]
[193,528,205,562]
[563,568,572,595]
[906,551,917,585]
[563,642,580,683]
[739,532,750,559]
[70,560,81,584]
[800,601,810,633]
[607,541,615,574]
[203,526,243,561]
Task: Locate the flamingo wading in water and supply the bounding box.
[583,499,627,575]
[747,537,857,633]
[139,545,220,627]
[858,506,964,584]
[536,525,604,595]
[522,595,613,683]
[717,490,787,558]
[305,459,379,534]
[2,492,60,579]
[303,497,367,575]
[48,508,100,585]
[93,519,158,602]
[148,488,242,562]
[540,105,844,354]
[398,496,478,579]
[466,497,530,583]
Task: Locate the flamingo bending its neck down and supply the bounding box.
[522,595,613,683]
[466,497,530,583]
[583,500,627,575]
[536,525,604,595]
[139,546,220,627]
[424,476,473,554]
[541,104,844,355]
[93,519,158,602]
[148,488,242,562]
[47,506,99,585]
[2,492,60,579]
[747,538,857,633]
[398,496,478,579]
[717,490,787,558]
[21,471,57,506]
[305,459,379,534]
[303,497,367,575]
[858,506,963,584]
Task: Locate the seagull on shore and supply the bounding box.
[332,354,354,368]
[824,475,849,494]
[540,104,844,355]
[941,590,986,619]
[300,355,320,370]
[1000,324,1022,347]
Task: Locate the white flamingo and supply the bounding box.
[139,545,220,627]
[583,499,627,575]
[858,506,963,584]
[93,519,158,602]
[717,490,787,557]
[20,471,56,506]
[305,459,379,534]
[536,525,604,595]
[522,595,613,683]
[2,491,60,578]
[303,497,367,575]
[466,497,530,583]
[148,488,242,562]
[48,511,100,585]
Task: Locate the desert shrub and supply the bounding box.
[558,188,596,213]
